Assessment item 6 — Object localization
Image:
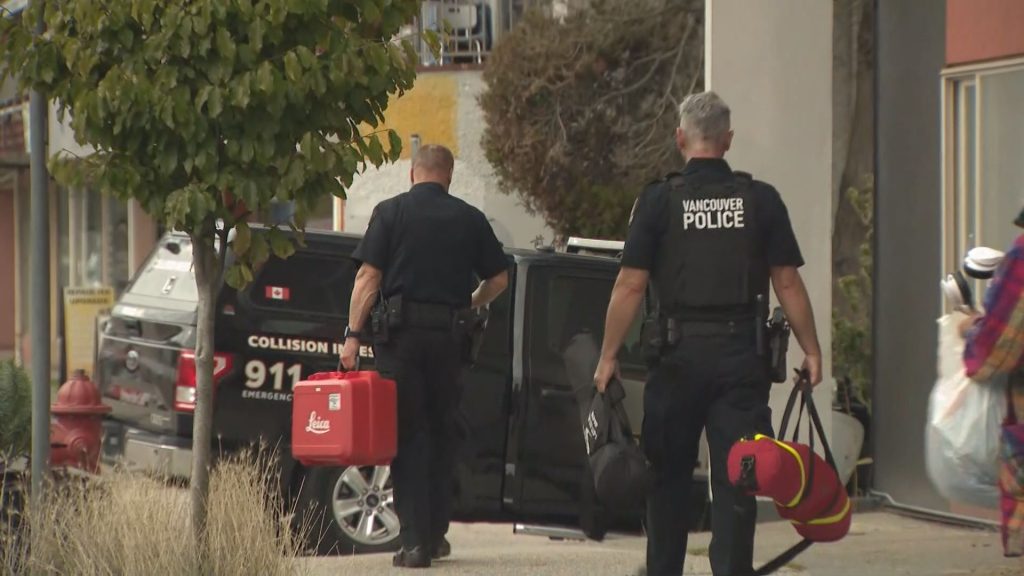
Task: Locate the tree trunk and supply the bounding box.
[832,0,862,219]
[189,231,221,562]
[832,0,875,317]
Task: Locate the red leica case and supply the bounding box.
[291,371,397,467]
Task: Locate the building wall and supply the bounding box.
[947,0,1024,66]
[706,0,834,440]
[874,0,949,512]
[339,70,554,250]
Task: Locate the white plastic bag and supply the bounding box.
[924,312,1006,508]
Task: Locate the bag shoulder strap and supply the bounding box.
[778,371,838,470]
[752,371,839,576]
[753,539,813,576]
[605,378,636,439]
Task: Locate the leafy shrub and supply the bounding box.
[0,361,31,464]
[833,178,874,409]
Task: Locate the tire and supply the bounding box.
[294,465,402,555]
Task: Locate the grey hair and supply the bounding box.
[678,91,731,143]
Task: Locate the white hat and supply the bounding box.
[963,246,1005,279]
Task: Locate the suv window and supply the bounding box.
[526,267,645,377]
[474,264,513,371]
[247,251,358,318]
[127,236,198,302]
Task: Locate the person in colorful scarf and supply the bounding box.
[962,207,1024,558]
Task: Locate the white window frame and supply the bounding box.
[940,57,1024,307]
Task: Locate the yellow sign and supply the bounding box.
[63,286,115,379]
[361,73,459,159]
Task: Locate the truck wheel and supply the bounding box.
[295,465,402,555]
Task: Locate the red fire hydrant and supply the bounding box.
[50,370,111,473]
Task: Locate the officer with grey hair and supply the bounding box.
[594,91,822,575]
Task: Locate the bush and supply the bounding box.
[480,0,704,240]
[0,361,31,464]
[1,450,307,576]
[832,178,874,410]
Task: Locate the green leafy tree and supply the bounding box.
[0,0,422,552]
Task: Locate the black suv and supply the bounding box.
[97,227,708,553]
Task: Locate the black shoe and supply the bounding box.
[392,547,431,569]
[431,537,451,560]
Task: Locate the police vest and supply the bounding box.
[653,171,767,318]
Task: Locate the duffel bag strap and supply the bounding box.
[752,371,843,576]
[606,377,637,439]
[778,379,803,437]
[779,375,816,505]
[792,371,841,520]
[794,370,838,470]
[753,539,813,576]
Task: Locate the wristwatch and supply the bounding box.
[343,326,363,341]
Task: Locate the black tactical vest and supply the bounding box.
[653,171,768,320]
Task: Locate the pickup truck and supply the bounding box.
[97,228,709,554]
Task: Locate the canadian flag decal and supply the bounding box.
[265,286,291,301]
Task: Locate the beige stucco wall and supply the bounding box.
[707,0,835,440]
[336,70,554,250]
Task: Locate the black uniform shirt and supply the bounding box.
[352,182,507,309]
[622,158,804,272]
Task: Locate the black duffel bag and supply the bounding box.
[583,377,652,511]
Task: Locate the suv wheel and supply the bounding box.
[296,465,401,555]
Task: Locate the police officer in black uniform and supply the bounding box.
[340,145,509,569]
[594,91,823,576]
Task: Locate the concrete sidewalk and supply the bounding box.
[306,512,1023,575]
[730,512,1021,576]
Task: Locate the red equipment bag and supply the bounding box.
[291,370,397,467]
[726,371,852,575]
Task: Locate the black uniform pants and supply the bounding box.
[642,328,773,576]
[375,327,463,551]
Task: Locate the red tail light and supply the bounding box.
[174,350,233,412]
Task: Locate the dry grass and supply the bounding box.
[1,450,308,576]
[1,469,28,575]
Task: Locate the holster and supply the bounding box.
[454,307,489,366]
[640,315,668,365]
[368,298,388,345]
[766,306,791,383]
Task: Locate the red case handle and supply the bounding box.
[307,371,350,381]
[307,355,365,381]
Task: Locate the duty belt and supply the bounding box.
[403,300,459,330]
[666,318,757,344]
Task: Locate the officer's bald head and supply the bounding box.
[411,145,455,188]
[676,91,734,159]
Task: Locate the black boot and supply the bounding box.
[431,537,451,560]
[392,547,431,569]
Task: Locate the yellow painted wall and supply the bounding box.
[368,72,459,159]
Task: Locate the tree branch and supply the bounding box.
[619,15,696,167]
